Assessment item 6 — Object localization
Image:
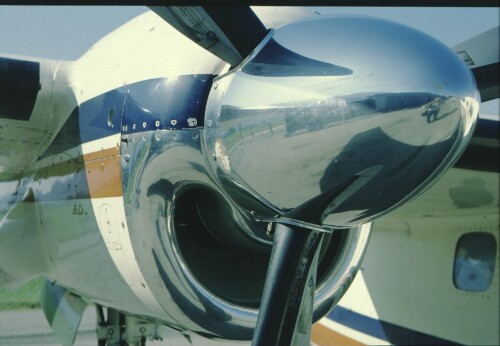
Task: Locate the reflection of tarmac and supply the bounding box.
[229,100,460,210]
[0,307,249,345]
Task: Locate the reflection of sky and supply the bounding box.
[221,73,346,108]
[37,174,77,198]
[222,16,476,108]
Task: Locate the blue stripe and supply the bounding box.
[121,74,214,134]
[78,74,214,143]
[79,88,125,143]
[328,306,460,345]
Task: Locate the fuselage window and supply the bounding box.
[453,232,497,292]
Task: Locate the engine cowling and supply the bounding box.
[120,15,478,340]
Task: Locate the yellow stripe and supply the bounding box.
[312,322,365,346]
[84,154,123,198]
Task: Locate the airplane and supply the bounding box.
[0,6,498,346]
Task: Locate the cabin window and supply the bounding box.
[453,232,496,292]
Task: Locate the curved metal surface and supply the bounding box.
[0,11,490,345]
[204,15,479,227]
[120,126,372,339]
[313,222,372,320]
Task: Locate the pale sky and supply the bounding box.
[0,6,498,115]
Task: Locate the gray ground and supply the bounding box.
[0,307,250,345]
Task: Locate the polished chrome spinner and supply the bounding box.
[204,15,479,227]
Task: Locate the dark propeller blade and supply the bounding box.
[149,6,268,67]
[252,224,322,346]
[471,62,499,102]
[252,179,362,345]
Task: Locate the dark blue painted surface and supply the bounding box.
[77,74,214,144]
[122,75,214,134]
[78,88,126,144]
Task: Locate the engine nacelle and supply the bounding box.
[120,126,371,339]
[120,15,477,340]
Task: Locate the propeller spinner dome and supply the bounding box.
[204,15,479,227]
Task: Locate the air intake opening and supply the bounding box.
[173,185,351,309]
[173,186,271,308]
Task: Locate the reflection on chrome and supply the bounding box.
[204,15,479,227]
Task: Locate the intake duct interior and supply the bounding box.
[173,185,349,308]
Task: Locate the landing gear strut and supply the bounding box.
[96,306,162,346]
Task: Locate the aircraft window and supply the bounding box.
[453,232,497,292]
